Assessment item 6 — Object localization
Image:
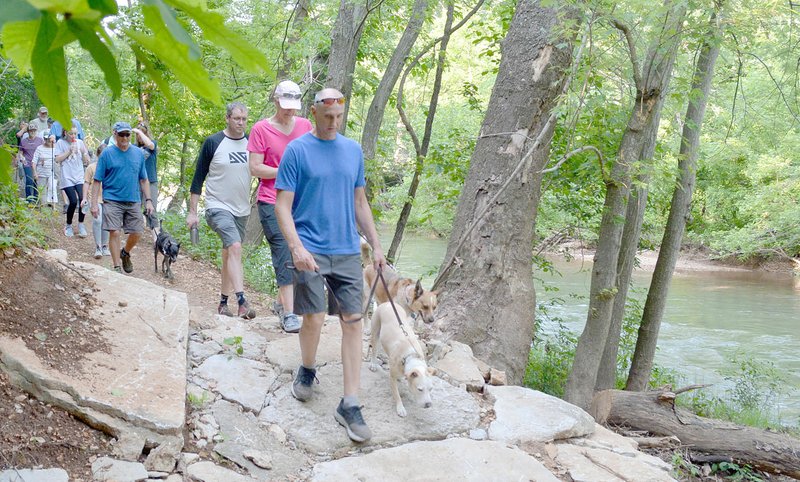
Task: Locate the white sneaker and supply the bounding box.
[94,247,102,259]
[78,223,88,238]
[102,246,111,256]
[64,225,74,237]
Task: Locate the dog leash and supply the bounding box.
[372,266,412,338]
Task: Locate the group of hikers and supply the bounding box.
[12,82,388,443]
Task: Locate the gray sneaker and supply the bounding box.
[334,400,372,443]
[291,365,317,402]
[281,313,302,333]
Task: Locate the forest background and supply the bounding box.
[1,0,799,440]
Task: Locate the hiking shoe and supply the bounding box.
[78,223,88,238]
[334,400,372,443]
[271,301,284,317]
[291,365,318,402]
[94,247,103,259]
[102,245,111,256]
[64,225,74,237]
[120,249,133,273]
[238,300,256,319]
[281,313,301,333]
[113,266,122,273]
[217,303,233,317]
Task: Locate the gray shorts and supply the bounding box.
[258,202,292,286]
[293,253,362,318]
[205,208,247,248]
[103,200,144,234]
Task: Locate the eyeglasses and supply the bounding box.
[314,97,346,106]
[117,132,131,137]
[277,92,302,100]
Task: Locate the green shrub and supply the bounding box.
[0,180,47,251]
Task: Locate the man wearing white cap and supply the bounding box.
[29,107,50,138]
[248,80,312,333]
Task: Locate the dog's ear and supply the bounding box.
[414,279,424,299]
[427,366,437,376]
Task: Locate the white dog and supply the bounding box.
[369,302,434,417]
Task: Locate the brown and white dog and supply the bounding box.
[369,301,434,417]
[361,242,439,325]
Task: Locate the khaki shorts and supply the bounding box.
[293,253,362,318]
[103,200,144,234]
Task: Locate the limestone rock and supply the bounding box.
[312,438,559,481]
[144,436,183,472]
[185,461,254,482]
[194,354,277,412]
[555,444,676,482]
[112,431,146,461]
[486,385,595,443]
[177,452,200,473]
[0,468,68,482]
[243,449,273,469]
[263,318,342,371]
[91,457,149,482]
[489,368,507,386]
[568,424,639,456]
[432,341,485,391]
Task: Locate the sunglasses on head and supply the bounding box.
[117,132,131,137]
[278,92,302,100]
[314,97,346,106]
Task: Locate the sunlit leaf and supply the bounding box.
[0,0,41,31]
[142,0,201,60]
[167,0,269,74]
[51,20,78,50]
[68,19,122,98]
[0,19,41,72]
[87,0,117,15]
[31,13,71,125]
[30,0,97,17]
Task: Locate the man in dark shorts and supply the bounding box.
[275,88,386,443]
[187,103,257,319]
[91,122,153,273]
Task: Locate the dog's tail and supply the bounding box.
[360,240,373,267]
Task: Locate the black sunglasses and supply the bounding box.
[117,132,131,137]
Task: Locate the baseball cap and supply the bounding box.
[39,106,48,114]
[113,121,132,133]
[274,80,302,110]
[42,130,55,139]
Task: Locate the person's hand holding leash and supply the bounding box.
[371,246,387,273]
[291,244,319,272]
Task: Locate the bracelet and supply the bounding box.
[145,199,152,203]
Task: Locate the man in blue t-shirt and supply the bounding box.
[91,121,153,274]
[275,88,386,443]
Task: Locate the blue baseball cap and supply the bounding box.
[113,121,132,133]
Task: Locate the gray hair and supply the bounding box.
[226,102,248,116]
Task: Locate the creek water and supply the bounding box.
[382,232,800,423]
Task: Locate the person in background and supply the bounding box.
[91,122,152,273]
[81,144,110,259]
[134,124,158,225]
[28,107,49,137]
[17,123,43,204]
[33,130,58,207]
[51,117,84,142]
[55,125,90,237]
[187,103,257,319]
[14,120,29,197]
[248,80,312,333]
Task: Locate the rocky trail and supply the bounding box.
[0,216,679,481]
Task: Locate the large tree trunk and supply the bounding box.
[433,0,578,384]
[626,10,723,391]
[564,3,685,409]
[591,389,800,478]
[361,0,428,201]
[326,0,369,134]
[387,1,454,263]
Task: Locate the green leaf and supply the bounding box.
[0,0,41,31]
[0,150,12,185]
[34,332,47,341]
[167,0,269,74]
[31,13,71,125]
[141,0,201,60]
[87,0,117,15]
[67,19,122,98]
[50,20,78,50]
[1,19,41,72]
[127,25,220,103]
[130,45,177,107]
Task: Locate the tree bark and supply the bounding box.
[387,1,453,263]
[626,10,723,391]
[167,132,191,212]
[564,2,686,409]
[434,0,578,384]
[591,389,800,478]
[361,0,428,201]
[326,0,369,134]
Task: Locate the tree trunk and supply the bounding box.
[361,0,428,201]
[326,0,368,134]
[434,0,578,384]
[591,389,800,478]
[167,132,191,212]
[387,1,453,263]
[564,3,685,409]
[276,0,310,80]
[626,10,723,391]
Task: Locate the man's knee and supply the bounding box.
[227,242,243,258]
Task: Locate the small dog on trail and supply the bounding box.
[361,242,439,325]
[152,217,180,279]
[369,301,434,417]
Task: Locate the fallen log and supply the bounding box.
[591,389,800,478]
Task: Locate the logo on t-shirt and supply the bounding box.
[229,151,247,164]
